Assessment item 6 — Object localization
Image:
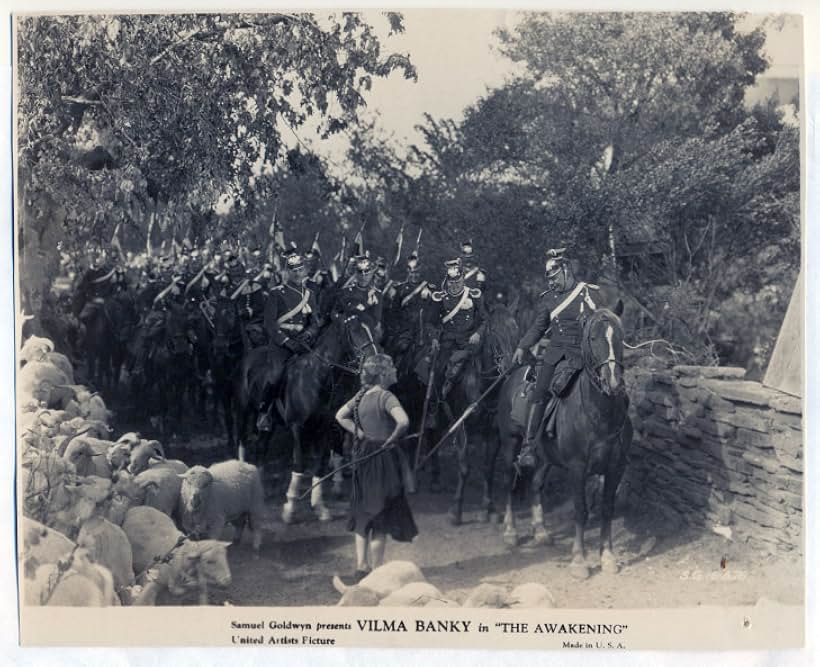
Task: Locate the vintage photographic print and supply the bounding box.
[14,8,805,649]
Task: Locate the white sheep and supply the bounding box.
[18,361,72,407]
[134,466,183,518]
[127,440,187,475]
[178,460,264,555]
[21,517,75,569]
[62,436,114,479]
[19,335,54,365]
[77,516,135,592]
[24,547,119,607]
[378,581,448,607]
[507,583,556,608]
[45,476,113,540]
[462,583,510,608]
[333,561,426,606]
[82,394,112,423]
[121,506,232,605]
[105,473,145,526]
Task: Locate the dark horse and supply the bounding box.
[142,300,195,437]
[404,301,519,525]
[73,291,119,390]
[279,317,349,522]
[492,304,632,578]
[204,294,247,455]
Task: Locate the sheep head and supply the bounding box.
[167,540,232,597]
[178,466,213,511]
[127,440,165,475]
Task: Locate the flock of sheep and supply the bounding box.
[19,335,265,606]
[18,334,558,609]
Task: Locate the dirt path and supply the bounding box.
[165,453,802,609]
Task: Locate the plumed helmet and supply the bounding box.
[444,257,463,280]
[460,239,474,257]
[354,255,375,274]
[545,247,568,278]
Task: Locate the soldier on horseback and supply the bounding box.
[511,248,599,469]
[333,255,384,360]
[264,250,320,355]
[74,242,116,330]
[383,251,430,371]
[429,257,486,402]
[459,239,487,292]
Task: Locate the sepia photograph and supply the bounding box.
[12,7,806,650]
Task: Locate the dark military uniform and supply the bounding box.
[74,264,116,322]
[384,277,431,359]
[428,284,486,392]
[264,281,320,352]
[234,277,268,348]
[517,281,599,397]
[335,282,383,333]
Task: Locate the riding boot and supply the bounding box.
[310,477,333,522]
[282,471,307,524]
[516,400,547,470]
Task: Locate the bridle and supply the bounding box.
[581,314,626,397]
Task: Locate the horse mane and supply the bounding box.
[486,302,519,373]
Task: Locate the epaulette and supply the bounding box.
[469,287,482,298]
[431,290,445,302]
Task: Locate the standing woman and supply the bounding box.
[335,353,418,584]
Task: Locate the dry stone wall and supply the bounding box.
[622,364,803,553]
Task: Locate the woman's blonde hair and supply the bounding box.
[360,353,397,388]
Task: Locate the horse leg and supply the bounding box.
[282,424,308,524]
[330,435,346,499]
[501,433,519,546]
[308,430,332,523]
[600,462,626,575]
[447,424,469,526]
[481,430,502,523]
[569,463,590,579]
[530,461,551,546]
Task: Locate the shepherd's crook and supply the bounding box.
[415,363,519,472]
[297,432,421,500]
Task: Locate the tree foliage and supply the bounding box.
[17,12,416,304]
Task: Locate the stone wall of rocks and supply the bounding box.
[621,364,803,553]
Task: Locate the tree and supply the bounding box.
[16,12,416,304]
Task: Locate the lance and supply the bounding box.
[413,343,439,471]
[415,362,520,471]
[298,432,421,500]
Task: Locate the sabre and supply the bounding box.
[199,299,215,329]
[415,362,519,471]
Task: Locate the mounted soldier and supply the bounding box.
[383,251,431,375]
[458,239,487,292]
[73,242,115,327]
[333,255,383,363]
[428,257,486,403]
[511,248,600,469]
[264,250,320,356]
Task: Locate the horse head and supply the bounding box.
[581,305,626,396]
[210,297,238,352]
[486,301,520,373]
[342,316,381,368]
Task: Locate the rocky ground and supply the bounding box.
[151,430,804,609]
